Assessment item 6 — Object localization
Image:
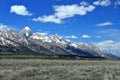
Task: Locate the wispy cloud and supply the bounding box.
[97,29,120,41]
[82,34,91,38]
[33,1,95,24]
[65,35,78,39]
[33,15,61,24]
[100,29,120,37]
[93,0,111,6]
[96,22,113,27]
[114,0,120,6]
[80,1,89,6]
[96,36,102,38]
[10,5,32,16]
[94,40,120,50]
[37,32,48,36]
[0,23,9,31]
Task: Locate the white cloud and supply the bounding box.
[0,23,9,31]
[33,15,61,24]
[94,40,120,50]
[114,0,120,6]
[33,2,95,24]
[10,5,32,16]
[100,29,120,33]
[54,4,95,19]
[97,29,120,42]
[65,39,71,42]
[82,34,91,38]
[80,1,89,6]
[37,32,48,36]
[93,0,111,6]
[65,35,78,39]
[100,29,120,38]
[96,22,113,27]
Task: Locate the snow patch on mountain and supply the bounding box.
[0,26,120,58]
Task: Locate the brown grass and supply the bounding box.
[0,59,120,80]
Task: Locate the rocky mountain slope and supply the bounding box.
[0,27,119,58]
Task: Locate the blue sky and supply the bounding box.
[0,0,120,50]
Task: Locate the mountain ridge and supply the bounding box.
[0,27,119,59]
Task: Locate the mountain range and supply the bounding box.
[0,26,120,59]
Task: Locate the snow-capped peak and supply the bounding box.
[30,32,52,42]
[49,34,69,44]
[30,33,69,44]
[24,26,31,31]
[70,43,78,48]
[0,27,120,59]
[19,26,32,38]
[50,34,61,39]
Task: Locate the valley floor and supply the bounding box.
[0,59,120,80]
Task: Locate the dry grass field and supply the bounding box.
[0,59,120,80]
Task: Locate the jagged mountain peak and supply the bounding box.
[49,34,69,44]
[19,26,32,38]
[0,29,19,39]
[30,32,52,42]
[0,27,119,58]
[52,34,61,38]
[20,26,32,33]
[24,26,31,31]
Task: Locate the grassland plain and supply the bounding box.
[0,59,120,80]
